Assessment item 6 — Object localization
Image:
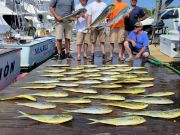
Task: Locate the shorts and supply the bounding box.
[90,28,106,43]
[129,43,150,55]
[55,22,72,40]
[76,32,90,45]
[110,27,125,44]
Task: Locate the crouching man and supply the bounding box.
[124,21,150,61]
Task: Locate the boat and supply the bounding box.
[0,48,21,90]
[0,2,56,69]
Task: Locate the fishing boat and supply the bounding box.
[0,48,21,90]
[0,1,56,69]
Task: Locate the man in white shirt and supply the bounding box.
[87,0,107,62]
[75,0,90,61]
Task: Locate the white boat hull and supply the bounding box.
[0,48,21,90]
[160,34,180,58]
[0,37,56,68]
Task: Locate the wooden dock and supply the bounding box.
[0,53,180,135]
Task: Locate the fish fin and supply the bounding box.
[18,110,28,116]
[88,119,98,124]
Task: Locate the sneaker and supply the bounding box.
[66,53,73,59]
[57,53,63,60]
[89,54,94,62]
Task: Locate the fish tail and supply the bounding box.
[15,110,28,118]
[88,119,98,124]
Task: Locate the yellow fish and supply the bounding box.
[31,91,68,97]
[63,88,97,94]
[91,84,122,89]
[21,85,56,89]
[84,94,125,101]
[77,73,102,78]
[0,95,36,101]
[18,111,73,124]
[111,75,137,79]
[124,109,180,119]
[43,69,66,73]
[135,77,154,81]
[103,102,148,110]
[47,98,91,104]
[96,67,115,70]
[103,64,129,67]
[127,97,174,104]
[114,80,140,84]
[62,71,82,75]
[90,77,118,81]
[75,80,101,85]
[88,116,146,126]
[64,106,112,114]
[141,91,175,97]
[16,102,56,109]
[40,74,65,78]
[130,71,148,74]
[130,84,154,88]
[83,69,100,73]
[110,89,146,94]
[56,77,79,81]
[55,83,79,87]
[100,72,120,75]
[79,65,98,68]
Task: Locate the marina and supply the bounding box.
[0,0,179,134]
[0,52,179,135]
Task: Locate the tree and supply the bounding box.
[142,7,152,16]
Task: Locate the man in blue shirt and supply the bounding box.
[124,21,150,61]
[124,0,147,32]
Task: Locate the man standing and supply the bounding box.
[87,0,107,62]
[107,0,128,61]
[75,0,90,61]
[125,0,148,33]
[49,0,74,60]
[124,22,150,61]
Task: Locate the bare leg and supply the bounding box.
[56,39,62,54]
[83,43,88,58]
[65,38,70,53]
[91,43,95,54]
[77,44,81,60]
[118,43,124,60]
[124,41,133,59]
[100,42,105,55]
[109,43,114,58]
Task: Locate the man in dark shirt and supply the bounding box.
[49,0,74,60]
[125,0,148,33]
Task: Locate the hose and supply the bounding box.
[148,56,180,75]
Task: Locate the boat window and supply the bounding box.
[2,15,19,30]
[161,9,179,19]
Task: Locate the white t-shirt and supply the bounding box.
[87,1,107,23]
[75,3,89,33]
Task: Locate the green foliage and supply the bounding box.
[142,7,152,16]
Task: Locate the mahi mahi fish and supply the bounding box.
[126,97,174,104]
[114,80,140,84]
[62,8,87,22]
[103,102,148,110]
[40,74,65,78]
[90,4,115,28]
[21,85,56,89]
[84,94,125,101]
[75,80,101,85]
[31,91,68,97]
[88,116,146,126]
[124,108,180,119]
[103,64,129,67]
[43,69,66,73]
[135,77,154,81]
[109,68,132,72]
[111,75,137,79]
[0,95,36,101]
[16,102,56,109]
[91,84,122,89]
[90,77,118,81]
[141,91,175,97]
[110,89,146,94]
[64,106,112,114]
[27,80,59,84]
[56,77,79,81]
[17,111,73,124]
[55,83,79,87]
[63,88,97,94]
[47,98,91,104]
[130,83,154,88]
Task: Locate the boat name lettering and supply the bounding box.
[34,44,48,55]
[0,61,15,80]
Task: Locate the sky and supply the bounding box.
[75,0,180,10]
